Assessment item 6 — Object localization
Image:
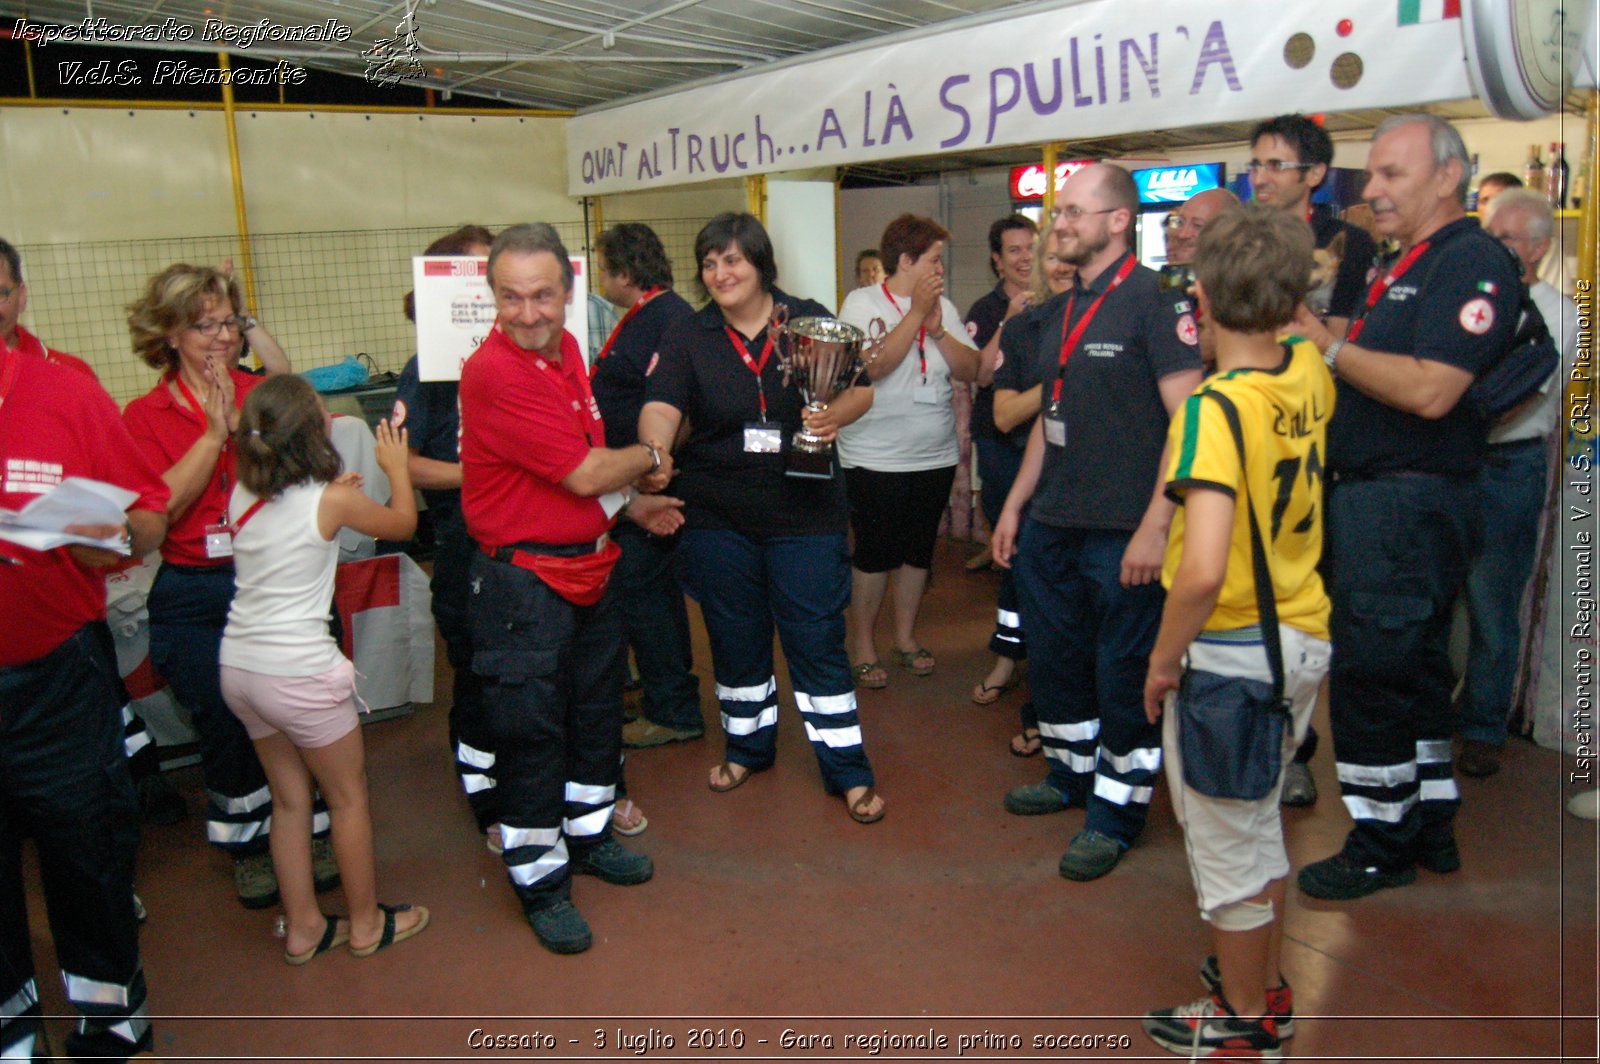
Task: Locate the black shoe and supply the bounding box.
[1418,836,1462,874]
[1298,853,1417,900]
[136,772,187,825]
[571,837,654,885]
[311,836,342,893]
[1457,739,1501,778]
[527,900,592,954]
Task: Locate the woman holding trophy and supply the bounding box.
[837,214,983,689]
[639,212,887,825]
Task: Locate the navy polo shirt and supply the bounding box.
[990,298,1056,449]
[590,289,694,449]
[1028,250,1203,532]
[964,282,1010,442]
[391,353,461,511]
[1327,217,1522,478]
[646,288,851,538]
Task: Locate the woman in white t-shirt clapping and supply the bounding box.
[837,214,985,687]
[219,375,430,964]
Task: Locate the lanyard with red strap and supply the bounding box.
[528,350,599,447]
[171,370,236,518]
[1346,240,1431,343]
[591,287,664,369]
[880,283,927,380]
[1048,253,1139,405]
[725,325,776,422]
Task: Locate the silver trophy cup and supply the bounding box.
[771,311,875,480]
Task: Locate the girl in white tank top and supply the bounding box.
[220,375,429,963]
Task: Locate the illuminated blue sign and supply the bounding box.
[1133,163,1225,205]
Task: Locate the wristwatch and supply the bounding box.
[639,440,661,474]
[240,315,260,332]
[1323,338,1345,374]
[929,326,947,341]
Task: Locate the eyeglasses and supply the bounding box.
[1247,160,1315,174]
[0,286,16,302]
[1051,205,1119,221]
[188,316,247,337]
[1163,214,1207,232]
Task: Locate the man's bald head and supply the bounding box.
[1166,187,1240,264]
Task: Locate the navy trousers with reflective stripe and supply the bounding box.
[431,500,497,832]
[1014,519,1164,845]
[0,626,152,1060]
[678,529,873,795]
[469,554,624,912]
[1327,475,1471,868]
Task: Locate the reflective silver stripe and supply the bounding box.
[61,971,130,1009]
[996,609,1022,628]
[802,722,863,748]
[208,784,272,815]
[508,837,568,887]
[78,1003,149,1045]
[501,825,561,850]
[311,810,331,835]
[1335,760,1417,788]
[1093,777,1153,806]
[1420,778,1460,802]
[1038,719,1100,742]
[1415,739,1453,764]
[715,677,777,703]
[207,818,267,845]
[123,728,151,757]
[1103,746,1162,774]
[993,632,1023,645]
[794,691,855,716]
[563,807,611,837]
[0,980,37,1020]
[1341,792,1417,824]
[564,782,614,805]
[461,772,497,794]
[456,742,495,770]
[1045,748,1097,773]
[1,1031,35,1060]
[721,705,778,736]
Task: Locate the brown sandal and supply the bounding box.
[848,788,885,824]
[708,762,752,793]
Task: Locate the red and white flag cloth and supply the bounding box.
[333,552,435,711]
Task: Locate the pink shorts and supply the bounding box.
[221,659,361,748]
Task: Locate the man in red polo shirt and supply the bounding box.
[0,237,97,379]
[0,338,169,1062]
[460,222,675,955]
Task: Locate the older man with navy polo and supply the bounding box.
[1291,113,1521,900]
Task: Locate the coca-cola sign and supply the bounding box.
[1009,160,1093,201]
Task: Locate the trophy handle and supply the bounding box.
[770,302,791,386]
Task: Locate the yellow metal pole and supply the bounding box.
[592,197,604,237]
[216,53,259,318]
[834,174,845,308]
[1570,88,1598,459]
[1041,142,1060,221]
[23,40,36,99]
[745,175,767,224]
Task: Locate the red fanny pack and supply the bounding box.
[505,540,621,606]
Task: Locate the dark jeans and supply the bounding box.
[1014,519,1164,845]
[612,523,702,732]
[0,626,152,1061]
[1462,438,1548,745]
[1327,473,1474,869]
[469,553,625,912]
[977,436,1035,734]
[678,528,873,794]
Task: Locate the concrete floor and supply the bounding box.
[22,539,1599,1062]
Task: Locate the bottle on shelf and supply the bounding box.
[1523,143,1545,193]
[1547,142,1569,209]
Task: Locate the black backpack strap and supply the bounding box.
[1203,389,1286,705]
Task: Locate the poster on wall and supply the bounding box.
[414,255,592,381]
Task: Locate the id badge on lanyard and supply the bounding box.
[744,421,783,453]
[204,521,234,558]
[1043,398,1066,448]
[912,370,942,405]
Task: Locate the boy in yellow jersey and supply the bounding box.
[1139,205,1334,1060]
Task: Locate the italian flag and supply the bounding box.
[1399,0,1461,23]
